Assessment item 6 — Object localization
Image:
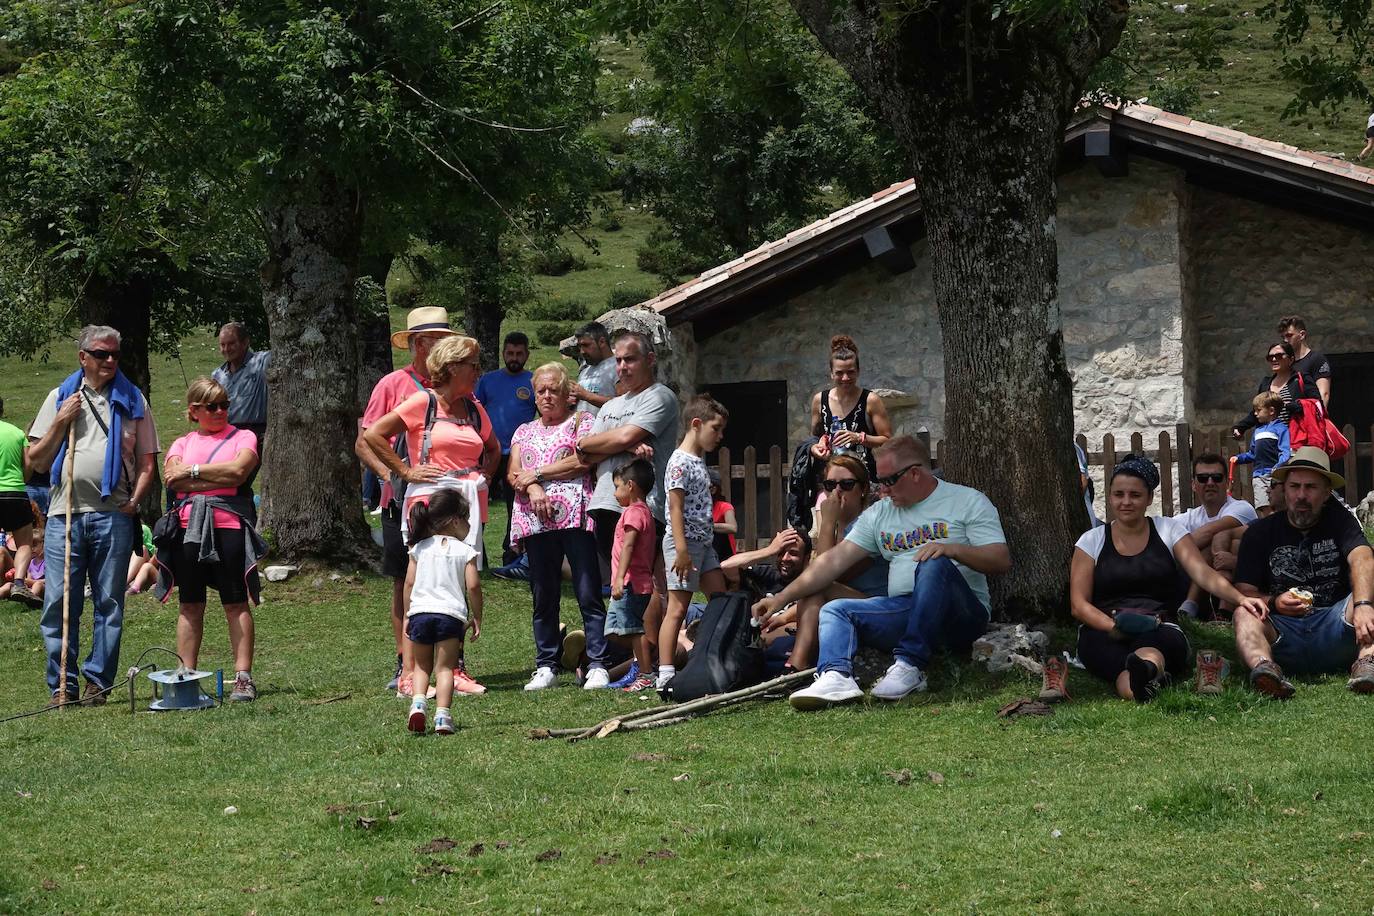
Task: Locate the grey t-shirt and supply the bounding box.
[211,349,271,427]
[30,384,160,514]
[588,383,679,522]
[577,357,618,417]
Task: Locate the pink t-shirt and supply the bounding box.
[361,367,429,507]
[166,426,259,529]
[393,391,495,521]
[612,502,655,595]
[509,412,595,544]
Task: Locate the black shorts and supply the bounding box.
[1366,126,1374,139]
[406,612,466,645]
[172,528,250,605]
[381,503,406,579]
[1077,623,1191,684]
[0,492,34,531]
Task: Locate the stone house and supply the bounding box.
[614,103,1374,495]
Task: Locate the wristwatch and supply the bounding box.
[191,464,200,480]
[534,470,546,486]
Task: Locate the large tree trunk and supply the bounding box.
[463,236,506,370]
[790,0,1127,617]
[356,251,395,403]
[258,175,371,563]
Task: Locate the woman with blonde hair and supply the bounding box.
[507,362,608,690]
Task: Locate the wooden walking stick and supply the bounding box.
[59,421,76,702]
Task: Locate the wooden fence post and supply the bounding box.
[768,445,784,538]
[717,446,732,504]
[1175,422,1192,511]
[1158,431,1174,516]
[742,446,758,550]
[1102,433,1116,522]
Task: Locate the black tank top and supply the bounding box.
[818,387,876,479]
[1091,520,1184,614]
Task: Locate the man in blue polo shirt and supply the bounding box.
[475,331,536,565]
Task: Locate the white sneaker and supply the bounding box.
[870,659,928,701]
[582,667,610,690]
[654,669,675,692]
[524,666,557,691]
[789,670,864,710]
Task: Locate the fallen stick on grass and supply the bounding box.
[531,668,816,742]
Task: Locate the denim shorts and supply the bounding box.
[1269,597,1357,675]
[406,612,466,645]
[605,591,651,636]
[662,536,720,593]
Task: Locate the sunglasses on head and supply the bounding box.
[83,348,120,361]
[875,462,922,488]
[1194,472,1225,483]
[194,401,231,413]
[821,478,860,492]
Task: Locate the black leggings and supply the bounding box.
[1077,623,1191,685]
[172,529,250,605]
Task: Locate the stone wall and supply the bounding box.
[1183,186,1374,431]
[692,159,1189,451]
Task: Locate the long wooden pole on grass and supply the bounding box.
[58,422,76,701]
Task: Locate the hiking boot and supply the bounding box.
[433,709,455,735]
[1038,656,1071,703]
[524,666,557,691]
[385,654,402,691]
[1248,658,1295,699]
[789,670,864,710]
[407,699,427,734]
[47,690,76,709]
[582,667,611,690]
[80,682,109,707]
[560,630,586,673]
[490,555,530,582]
[870,660,928,701]
[621,674,655,693]
[1126,654,1168,703]
[608,660,640,690]
[452,667,486,696]
[229,672,257,702]
[1195,651,1230,695]
[1347,656,1374,694]
[9,584,42,610]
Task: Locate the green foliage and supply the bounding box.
[531,246,589,277]
[1262,0,1374,121]
[606,286,654,310]
[635,227,706,284]
[599,0,903,265]
[522,297,595,323]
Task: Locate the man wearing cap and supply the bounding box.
[1233,447,1374,698]
[355,307,454,692]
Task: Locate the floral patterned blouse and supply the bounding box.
[509,411,596,544]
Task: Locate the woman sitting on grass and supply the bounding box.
[1058,454,1267,703]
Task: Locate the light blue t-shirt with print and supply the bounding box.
[844,480,1006,610]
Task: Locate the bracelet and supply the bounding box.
[1356,600,1373,610]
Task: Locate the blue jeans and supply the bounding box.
[524,528,608,670]
[816,557,989,676]
[1269,596,1357,675]
[41,510,138,694]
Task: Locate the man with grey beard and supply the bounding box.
[1233,447,1374,698]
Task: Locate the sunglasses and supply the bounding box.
[821,478,861,492]
[83,348,120,361]
[1266,353,1287,361]
[1194,473,1225,483]
[875,463,922,488]
[194,401,231,413]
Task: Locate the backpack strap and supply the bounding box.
[419,390,438,465]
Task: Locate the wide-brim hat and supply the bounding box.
[390,306,456,349]
[1271,446,1345,489]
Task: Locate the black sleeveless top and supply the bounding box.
[1091,521,1184,615]
[817,387,877,479]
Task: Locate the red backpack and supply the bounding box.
[1288,375,1350,461]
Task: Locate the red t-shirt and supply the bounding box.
[361,367,430,507]
[712,498,736,552]
[611,502,655,595]
[166,427,259,529]
[393,391,495,521]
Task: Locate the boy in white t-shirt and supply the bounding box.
[404,489,483,735]
[657,395,729,692]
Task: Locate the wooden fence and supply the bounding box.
[715,424,1374,547]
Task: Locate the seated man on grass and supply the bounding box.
[1232,447,1374,698]
[1175,453,1257,619]
[752,436,1009,709]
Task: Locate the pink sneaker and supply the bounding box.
[453,668,487,695]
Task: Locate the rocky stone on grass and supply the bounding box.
[1356,492,1374,530]
[264,565,298,582]
[972,624,1050,673]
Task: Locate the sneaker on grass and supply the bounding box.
[407,699,427,734]
[621,674,655,693]
[608,661,640,689]
[433,709,455,735]
[560,630,586,673]
[789,670,864,710]
[1195,650,1230,695]
[524,666,557,691]
[385,654,402,691]
[870,660,928,701]
[583,667,610,690]
[1038,656,1071,703]
[229,672,257,702]
[453,667,486,696]
[1248,658,1295,699]
[1347,655,1374,694]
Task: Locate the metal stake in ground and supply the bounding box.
[59,422,76,702]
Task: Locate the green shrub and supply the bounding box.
[532,246,587,277]
[599,211,623,232]
[636,230,704,281]
[606,287,655,311]
[532,321,578,347]
[522,297,594,323]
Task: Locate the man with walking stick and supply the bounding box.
[26,326,160,707]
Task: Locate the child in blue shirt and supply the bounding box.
[1234,392,1290,516]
